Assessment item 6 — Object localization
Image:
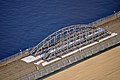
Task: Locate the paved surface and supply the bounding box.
[99,17,120,34]
[45,45,120,80]
[0,16,120,80]
[45,17,120,80]
[0,55,44,80]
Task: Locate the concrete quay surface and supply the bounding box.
[0,12,120,80]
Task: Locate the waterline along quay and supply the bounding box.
[0,11,120,80]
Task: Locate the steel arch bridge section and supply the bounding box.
[30,24,110,61]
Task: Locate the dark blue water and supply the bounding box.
[0,0,120,60]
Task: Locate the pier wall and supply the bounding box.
[0,49,30,67]
[0,11,120,80]
[88,11,120,27]
[19,35,120,80]
[0,11,120,67]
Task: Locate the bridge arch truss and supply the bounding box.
[30,24,110,61]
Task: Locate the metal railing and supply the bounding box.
[0,11,120,67]
[88,11,120,27]
[19,35,120,80]
[0,48,31,66]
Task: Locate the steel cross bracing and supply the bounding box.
[30,24,110,61]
